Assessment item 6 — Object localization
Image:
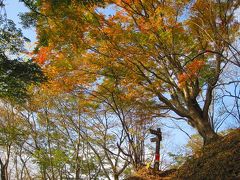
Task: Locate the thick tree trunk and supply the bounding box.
[193,116,219,145]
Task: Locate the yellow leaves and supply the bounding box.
[115,0,122,5]
[115,0,139,5]
[178,73,188,88]
[146,162,151,169]
[137,18,150,33]
[103,26,123,37]
[33,0,237,117]
[43,65,58,78]
[112,10,131,24]
[37,51,99,97]
[40,0,51,14]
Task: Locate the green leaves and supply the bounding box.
[0,12,45,102]
[33,148,69,169]
[0,55,46,102]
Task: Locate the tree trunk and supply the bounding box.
[1,165,8,180]
[113,174,119,180]
[41,168,47,180]
[75,164,80,180]
[193,116,219,145]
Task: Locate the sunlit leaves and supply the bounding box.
[178,60,206,88]
[28,0,240,145]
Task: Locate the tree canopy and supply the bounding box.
[0,5,45,102]
[0,0,239,179]
[28,0,240,144]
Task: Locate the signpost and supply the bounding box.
[149,128,162,171]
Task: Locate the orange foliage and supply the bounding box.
[34,0,238,113]
[186,60,205,75]
[36,47,50,64]
[178,60,205,88]
[116,0,138,5]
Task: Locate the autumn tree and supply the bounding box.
[29,0,239,145]
[25,78,154,179]
[0,100,29,180]
[90,78,160,170]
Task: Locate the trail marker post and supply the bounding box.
[150,128,162,171]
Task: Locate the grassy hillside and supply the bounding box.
[127,129,240,180]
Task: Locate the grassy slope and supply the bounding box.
[126,129,240,180]
[176,129,240,179]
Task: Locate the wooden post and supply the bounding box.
[150,128,162,171]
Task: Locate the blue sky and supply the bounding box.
[5,0,36,42]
